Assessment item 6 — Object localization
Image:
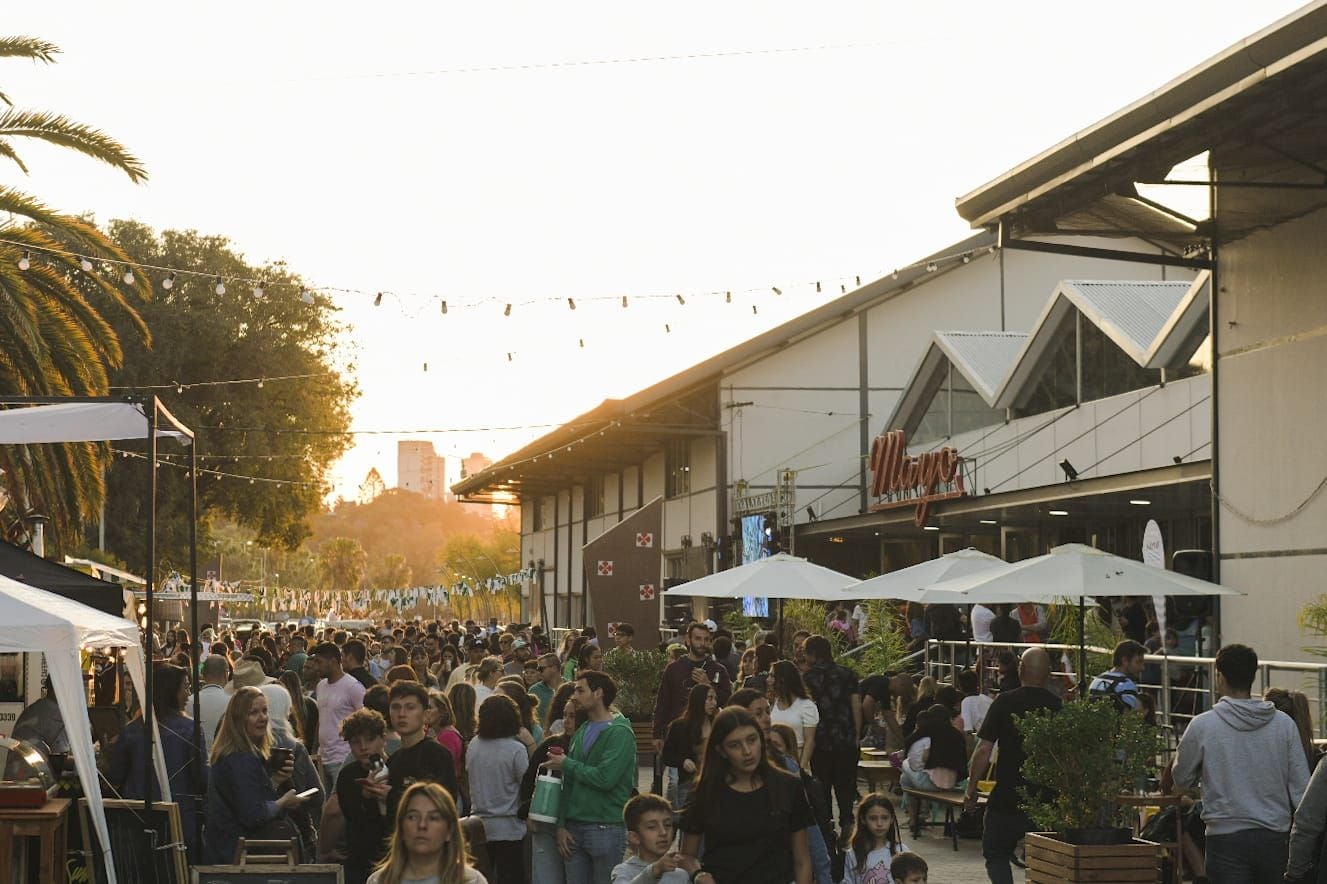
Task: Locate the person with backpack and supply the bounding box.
[1088,640,1147,712]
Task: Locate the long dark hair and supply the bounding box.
[545,682,576,731]
[771,660,808,705]
[850,792,902,870]
[152,664,188,719]
[681,683,715,750]
[690,707,793,828]
[906,705,967,776]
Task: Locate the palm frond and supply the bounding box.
[0,37,59,63]
[0,137,27,173]
[0,109,146,182]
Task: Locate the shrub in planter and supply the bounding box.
[602,648,666,721]
[1017,697,1165,840]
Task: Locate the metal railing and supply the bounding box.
[924,638,1327,737]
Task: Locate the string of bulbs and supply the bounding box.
[0,237,996,321]
[108,372,328,394]
[114,448,319,489]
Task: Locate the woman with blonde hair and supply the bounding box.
[367,780,487,884]
[203,685,314,863]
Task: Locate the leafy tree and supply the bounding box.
[374,553,413,590]
[0,36,152,547]
[98,222,358,573]
[319,536,367,592]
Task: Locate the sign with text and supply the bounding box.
[867,429,968,526]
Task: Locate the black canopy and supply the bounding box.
[0,542,128,616]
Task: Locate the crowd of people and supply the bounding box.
[77,600,1327,884]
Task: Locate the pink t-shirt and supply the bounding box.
[436,726,465,780]
[316,673,366,766]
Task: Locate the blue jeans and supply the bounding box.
[982,808,1033,884]
[1205,827,1290,883]
[564,821,626,884]
[530,821,565,884]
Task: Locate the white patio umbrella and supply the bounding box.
[665,552,857,601]
[926,543,1242,691]
[665,553,857,647]
[847,548,1016,603]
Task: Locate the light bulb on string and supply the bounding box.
[506,352,513,362]
[891,270,899,280]
[567,298,576,310]
[79,256,93,272]
[621,295,628,308]
[253,280,265,298]
[373,292,383,307]
[423,362,428,372]
[840,284,846,293]
[578,338,585,348]
[440,300,447,314]
[162,272,176,290]
[725,291,731,303]
[257,378,264,388]
[675,294,685,305]
[772,286,781,295]
[301,289,314,305]
[926,262,937,273]
[17,250,30,270]
[962,253,972,264]
[752,305,758,314]
[816,281,822,293]
[215,277,226,295]
[504,304,512,317]
[665,323,671,333]
[123,268,135,284]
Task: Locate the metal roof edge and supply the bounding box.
[954,2,1327,227]
[1144,271,1212,368]
[882,341,947,433]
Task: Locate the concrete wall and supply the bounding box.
[1216,204,1327,664]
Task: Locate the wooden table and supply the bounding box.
[0,797,70,884]
[1115,793,1183,884]
[857,759,901,794]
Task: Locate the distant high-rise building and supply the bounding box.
[358,467,386,504]
[460,451,493,480]
[398,440,448,500]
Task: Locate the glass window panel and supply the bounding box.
[910,364,951,444]
[950,372,1003,436]
[1014,312,1078,417]
[1080,319,1161,401]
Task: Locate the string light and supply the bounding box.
[301,289,314,305]
[567,298,576,310]
[665,323,671,333]
[373,292,383,307]
[962,253,972,264]
[752,305,758,314]
[253,280,265,298]
[440,300,447,314]
[926,262,937,273]
[504,303,512,317]
[256,378,265,389]
[17,250,30,270]
[578,338,585,348]
[815,281,821,292]
[162,272,176,290]
[79,255,93,272]
[123,269,135,284]
[215,277,226,295]
[725,291,731,303]
[675,294,685,305]
[621,296,627,308]
[771,286,781,295]
[506,352,513,361]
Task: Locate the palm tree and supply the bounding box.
[0,36,151,548]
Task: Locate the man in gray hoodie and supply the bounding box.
[1171,643,1309,882]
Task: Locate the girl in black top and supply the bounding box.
[679,707,813,884]
[662,684,716,807]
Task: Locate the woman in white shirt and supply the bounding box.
[768,660,818,770]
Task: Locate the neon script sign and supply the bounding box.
[868,429,967,527]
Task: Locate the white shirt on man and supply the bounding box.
[190,683,229,755]
[316,673,366,767]
[971,604,995,642]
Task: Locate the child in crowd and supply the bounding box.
[612,793,700,883]
[843,793,910,884]
[890,851,928,883]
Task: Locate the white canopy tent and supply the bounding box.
[0,400,191,444]
[847,548,1018,603]
[0,573,168,884]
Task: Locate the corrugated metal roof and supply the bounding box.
[1060,280,1197,359]
[935,331,1029,402]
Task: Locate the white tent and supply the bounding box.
[0,400,191,444]
[0,573,168,884]
[664,553,857,601]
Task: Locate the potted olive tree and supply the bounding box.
[1017,698,1166,883]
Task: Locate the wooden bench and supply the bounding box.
[900,787,978,851]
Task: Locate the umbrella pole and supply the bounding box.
[778,597,784,653]
[1078,595,1087,698]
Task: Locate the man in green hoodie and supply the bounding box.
[543,668,637,884]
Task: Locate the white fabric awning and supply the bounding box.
[0,401,192,444]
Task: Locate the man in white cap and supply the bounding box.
[503,639,533,676]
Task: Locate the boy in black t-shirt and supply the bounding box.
[334,707,391,884]
[376,681,458,817]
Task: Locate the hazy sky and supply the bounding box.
[4,2,1305,497]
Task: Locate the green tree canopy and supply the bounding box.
[98,222,358,573]
[319,536,367,592]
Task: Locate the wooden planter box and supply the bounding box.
[1026,832,1161,883]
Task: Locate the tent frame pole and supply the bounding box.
[143,397,158,870]
[188,439,202,852]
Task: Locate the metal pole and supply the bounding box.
[1077,595,1088,698]
[188,441,202,852]
[143,399,158,873]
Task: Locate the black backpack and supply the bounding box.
[1088,671,1138,713]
